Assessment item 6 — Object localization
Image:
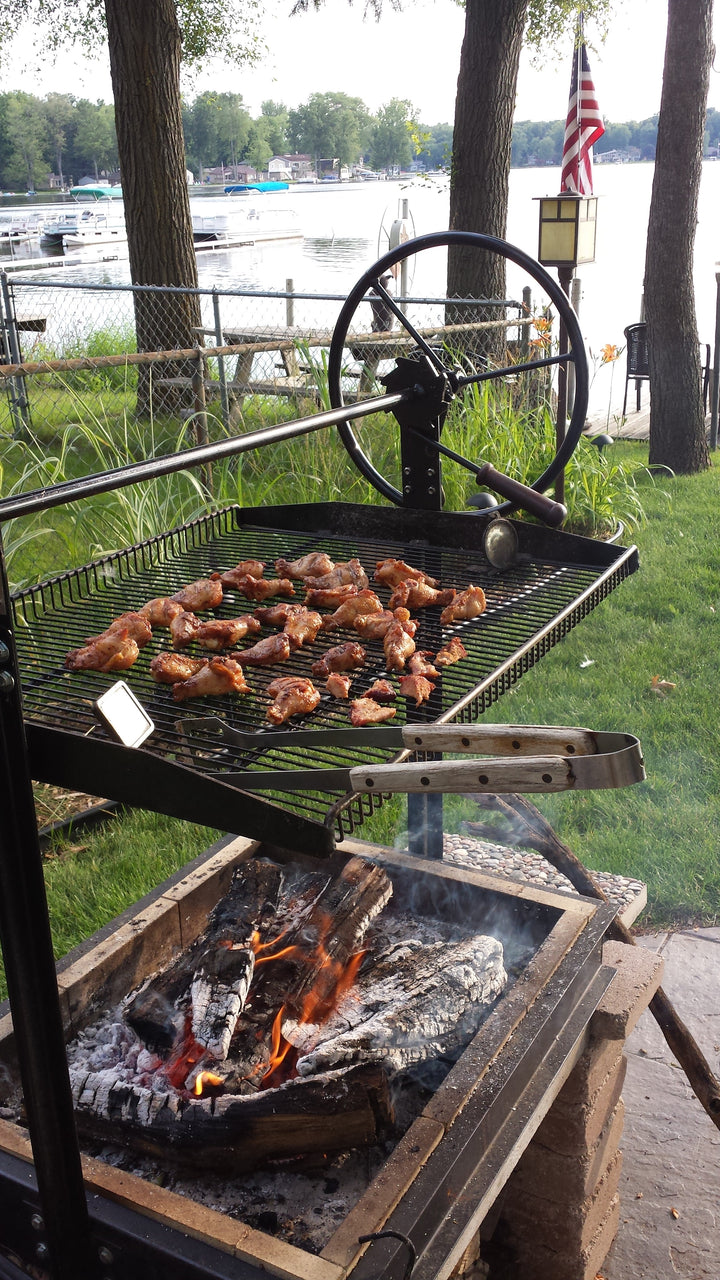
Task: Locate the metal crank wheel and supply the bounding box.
[327,230,589,524]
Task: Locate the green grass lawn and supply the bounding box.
[1,439,718,1001]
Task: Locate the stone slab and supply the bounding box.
[491,1193,621,1280]
[626,931,720,1065]
[602,928,720,1280]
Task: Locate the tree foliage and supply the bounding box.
[288,92,371,168]
[0,0,263,66]
[369,98,415,170]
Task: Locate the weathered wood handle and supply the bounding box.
[400,724,599,755]
[349,756,575,794]
[476,462,567,526]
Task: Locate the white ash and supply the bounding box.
[190,947,254,1060]
[289,934,506,1077]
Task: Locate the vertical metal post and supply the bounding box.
[286,278,295,329]
[397,364,445,860]
[211,288,230,432]
[399,202,409,310]
[0,529,96,1279]
[710,266,720,451]
[0,272,31,438]
[555,266,574,507]
[520,285,532,363]
[568,275,582,417]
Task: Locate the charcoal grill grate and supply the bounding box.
[11,503,637,842]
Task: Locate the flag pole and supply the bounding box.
[556,8,584,505]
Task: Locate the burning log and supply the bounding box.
[126,860,284,1053]
[70,1061,393,1172]
[190,946,255,1060]
[286,933,506,1077]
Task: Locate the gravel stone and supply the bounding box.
[443,835,645,917]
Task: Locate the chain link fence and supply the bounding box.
[0,272,533,445]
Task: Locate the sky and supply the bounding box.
[4,1,720,127]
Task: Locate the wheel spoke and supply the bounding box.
[455,349,575,388]
[367,276,448,375]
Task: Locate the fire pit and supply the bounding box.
[0,836,618,1279]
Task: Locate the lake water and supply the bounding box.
[3,163,719,415]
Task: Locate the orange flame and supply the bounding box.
[246,915,368,1089]
[192,1070,224,1097]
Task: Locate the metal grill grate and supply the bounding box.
[11,504,637,842]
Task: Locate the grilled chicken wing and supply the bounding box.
[408,650,440,678]
[374,558,439,589]
[435,636,468,666]
[193,615,262,651]
[265,676,321,724]
[140,597,185,627]
[387,580,457,611]
[229,574,295,602]
[86,612,152,648]
[325,672,353,699]
[150,652,209,683]
[304,559,369,590]
[321,589,384,631]
[65,630,140,673]
[283,606,323,649]
[275,552,334,580]
[353,606,417,641]
[311,641,366,679]
[350,697,397,726]
[171,578,224,612]
[172,656,250,702]
[383,619,416,671]
[169,610,201,649]
[214,560,265,586]
[398,673,436,705]
[364,679,396,702]
[253,602,298,626]
[440,585,486,626]
[304,584,359,609]
[235,633,292,666]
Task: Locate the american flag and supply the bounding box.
[560,25,605,195]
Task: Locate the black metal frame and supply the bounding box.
[0,337,635,1278]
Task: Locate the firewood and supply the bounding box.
[287,933,506,1077]
[126,859,284,1052]
[70,1062,393,1173]
[470,792,720,1131]
[190,946,254,1060]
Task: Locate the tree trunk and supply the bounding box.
[645,0,713,472]
[104,0,202,416]
[447,0,528,351]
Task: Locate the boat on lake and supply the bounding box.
[41,186,126,249]
[0,210,45,240]
[190,183,303,246]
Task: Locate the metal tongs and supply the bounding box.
[179,719,645,795]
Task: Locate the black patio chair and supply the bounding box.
[622,322,711,416]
